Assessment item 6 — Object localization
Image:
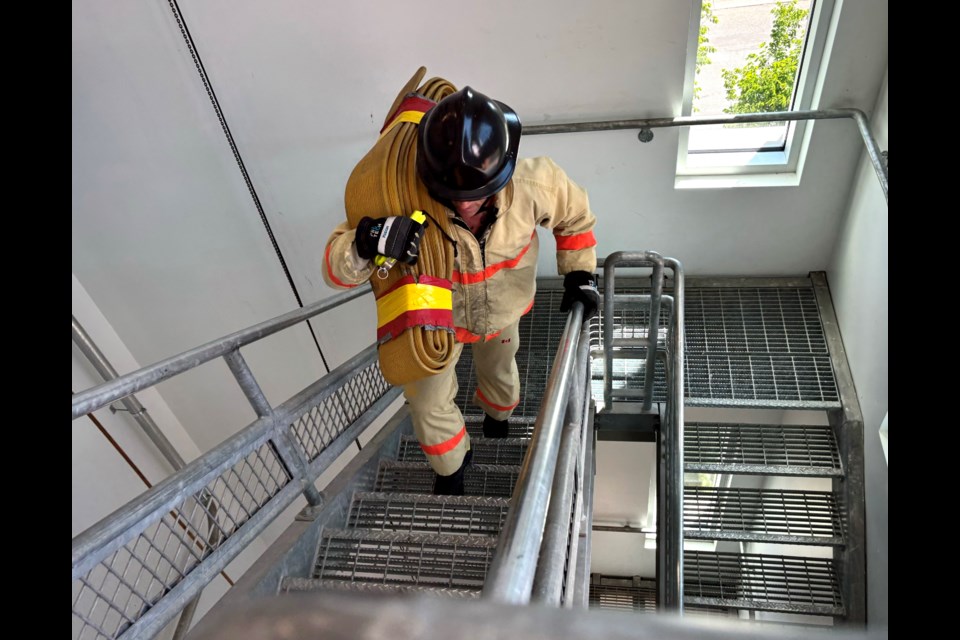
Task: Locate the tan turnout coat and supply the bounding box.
[323,156,598,343]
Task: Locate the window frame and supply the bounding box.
[675,0,837,187]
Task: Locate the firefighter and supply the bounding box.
[323,86,599,495]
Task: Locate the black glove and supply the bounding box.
[560,270,600,321]
[355,215,428,265]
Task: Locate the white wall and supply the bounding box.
[826,66,888,629]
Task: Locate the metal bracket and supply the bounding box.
[295,503,325,522]
[109,404,147,417]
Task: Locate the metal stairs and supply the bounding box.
[590,272,863,625]
[276,289,571,601]
[72,270,867,639]
[284,434,519,596]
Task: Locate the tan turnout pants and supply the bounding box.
[402,320,521,475]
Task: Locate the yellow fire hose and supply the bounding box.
[343,67,459,386]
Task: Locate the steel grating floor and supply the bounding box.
[457,280,839,413]
[375,460,519,498]
[684,550,844,616]
[684,487,844,545]
[314,529,497,589]
[593,282,841,409]
[587,575,733,616]
[684,423,843,476]
[398,435,529,466]
[347,491,510,536]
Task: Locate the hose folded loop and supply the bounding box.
[344,67,459,385]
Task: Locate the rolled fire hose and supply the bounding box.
[343,67,459,386]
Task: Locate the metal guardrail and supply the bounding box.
[72,285,403,640]
[482,301,586,604]
[600,251,685,611]
[531,321,593,605]
[72,284,372,420]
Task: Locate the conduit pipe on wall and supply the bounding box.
[72,315,206,640]
[72,315,186,470]
[525,108,888,203]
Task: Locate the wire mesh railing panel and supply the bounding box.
[374,461,519,498]
[347,492,510,535]
[288,360,392,461]
[684,487,843,544]
[314,529,498,589]
[72,442,291,639]
[398,435,529,466]
[684,551,844,615]
[684,423,842,476]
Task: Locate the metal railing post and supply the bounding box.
[643,257,665,411]
[223,350,323,507]
[662,257,685,612]
[598,252,685,611]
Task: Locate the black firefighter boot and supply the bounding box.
[482,414,510,438]
[433,448,473,496]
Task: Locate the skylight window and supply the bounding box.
[677,0,835,183]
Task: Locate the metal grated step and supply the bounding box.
[465,416,536,439]
[597,284,842,409]
[684,550,844,616]
[588,576,657,612]
[282,577,481,598]
[346,491,510,536]
[314,529,498,589]
[375,460,520,498]
[684,487,844,546]
[684,423,843,477]
[684,354,839,409]
[587,576,734,617]
[398,435,529,466]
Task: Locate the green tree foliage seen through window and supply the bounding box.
[693,1,719,112]
[721,0,810,114]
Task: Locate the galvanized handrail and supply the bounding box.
[601,251,685,611]
[531,321,593,605]
[72,343,400,639]
[71,284,406,640]
[526,108,887,203]
[72,283,371,420]
[483,301,585,604]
